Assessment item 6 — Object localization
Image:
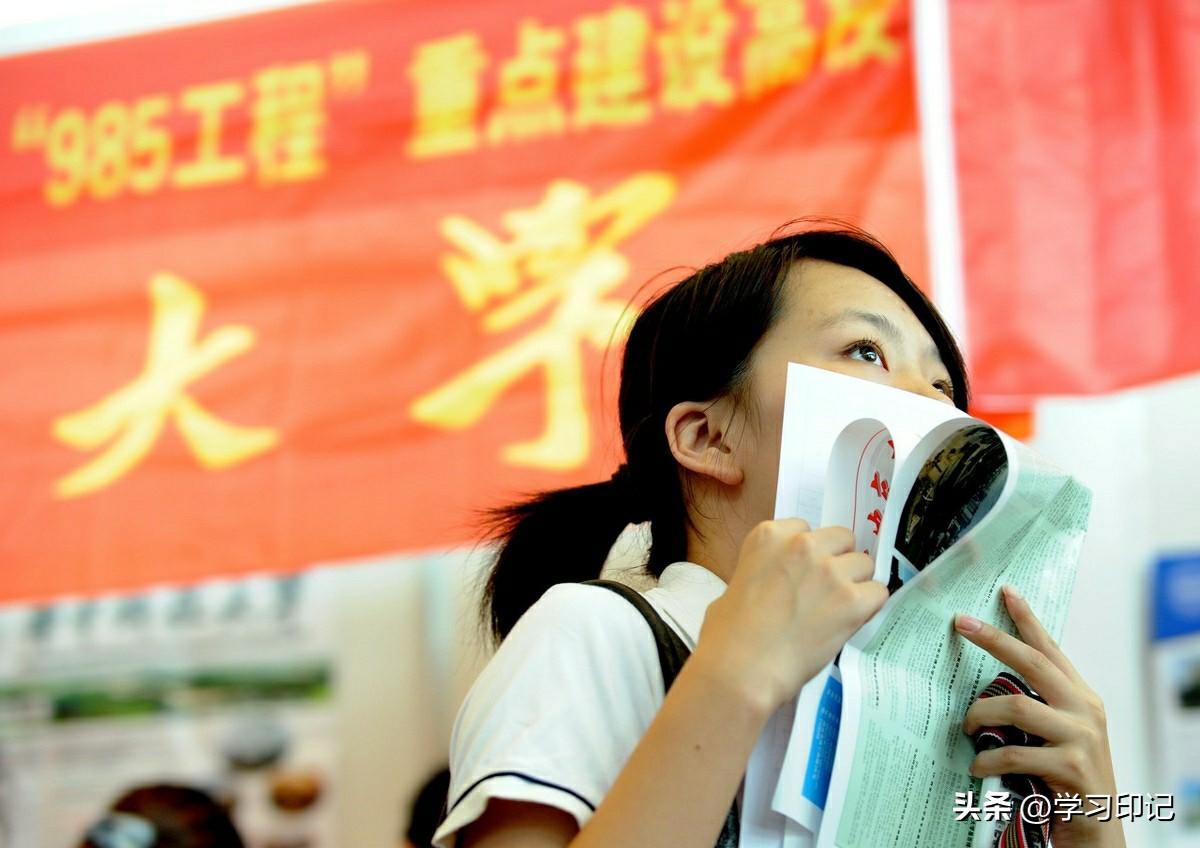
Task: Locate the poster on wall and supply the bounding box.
[0,570,339,848]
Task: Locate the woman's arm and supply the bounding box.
[460,650,771,848]
[460,519,889,848]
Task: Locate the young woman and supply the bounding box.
[432,227,1124,848]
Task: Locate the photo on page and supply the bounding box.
[888,426,1008,593]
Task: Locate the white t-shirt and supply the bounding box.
[433,561,727,847]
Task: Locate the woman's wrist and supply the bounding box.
[686,643,781,724]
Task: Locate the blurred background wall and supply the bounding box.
[1,1,1197,847]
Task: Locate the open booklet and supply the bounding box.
[740,364,1092,848]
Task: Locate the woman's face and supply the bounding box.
[731,258,957,524]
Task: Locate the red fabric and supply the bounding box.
[952,0,1200,407]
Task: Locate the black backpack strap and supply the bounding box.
[584,579,740,848]
[585,579,690,688]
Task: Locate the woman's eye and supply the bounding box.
[846,342,885,367]
[934,380,955,399]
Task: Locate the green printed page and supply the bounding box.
[820,434,1092,848]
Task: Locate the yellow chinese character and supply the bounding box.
[570,5,653,129]
[411,173,677,470]
[657,0,736,111]
[823,0,900,71]
[53,273,278,498]
[740,0,817,97]
[172,81,247,188]
[327,49,371,98]
[486,19,568,144]
[251,60,327,184]
[407,33,489,158]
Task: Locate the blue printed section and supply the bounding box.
[801,673,843,808]
[1153,553,1200,641]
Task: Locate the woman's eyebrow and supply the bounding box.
[822,309,944,362]
[819,309,905,344]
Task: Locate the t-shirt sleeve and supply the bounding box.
[432,583,665,847]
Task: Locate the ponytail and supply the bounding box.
[482,475,637,643]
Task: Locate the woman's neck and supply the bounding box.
[685,510,750,585]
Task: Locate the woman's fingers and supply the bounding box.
[1000,585,1084,684]
[809,525,855,557]
[851,579,889,622]
[954,614,1075,708]
[955,594,1121,832]
[835,550,876,582]
[963,694,1075,744]
[970,743,1090,786]
[773,517,812,535]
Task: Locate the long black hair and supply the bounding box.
[481,223,969,642]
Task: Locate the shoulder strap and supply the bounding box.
[582,578,740,848]
[583,579,690,689]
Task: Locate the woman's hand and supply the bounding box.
[693,518,889,715]
[956,585,1125,848]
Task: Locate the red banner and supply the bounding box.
[953,0,1200,406]
[0,0,926,603]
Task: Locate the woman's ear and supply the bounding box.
[664,398,745,486]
